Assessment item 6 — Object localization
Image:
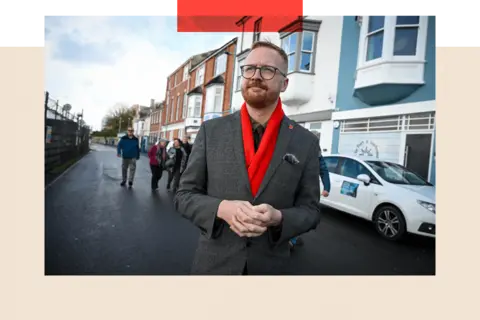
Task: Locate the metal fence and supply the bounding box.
[44,91,90,179]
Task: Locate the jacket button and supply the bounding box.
[246,240,252,247]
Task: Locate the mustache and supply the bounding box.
[247,80,267,90]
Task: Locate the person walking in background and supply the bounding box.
[174,40,321,275]
[166,138,187,193]
[155,139,170,187]
[117,127,140,187]
[289,152,331,250]
[182,135,192,160]
[148,140,161,191]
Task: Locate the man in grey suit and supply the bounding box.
[174,40,321,275]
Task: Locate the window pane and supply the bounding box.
[396,16,419,25]
[288,54,295,72]
[300,52,312,71]
[288,33,297,53]
[339,159,361,179]
[323,157,339,173]
[281,39,289,53]
[302,32,314,51]
[366,32,383,61]
[368,16,385,33]
[394,27,418,56]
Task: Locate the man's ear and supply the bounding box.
[280,77,289,92]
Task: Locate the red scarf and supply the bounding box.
[241,98,285,197]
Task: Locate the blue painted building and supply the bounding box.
[331,16,436,184]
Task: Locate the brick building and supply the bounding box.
[149,100,165,144]
[161,51,214,141]
[162,37,238,142]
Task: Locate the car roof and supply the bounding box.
[322,153,396,164]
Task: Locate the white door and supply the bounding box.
[333,157,376,219]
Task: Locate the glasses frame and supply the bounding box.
[240,64,287,80]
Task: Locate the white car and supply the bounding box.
[320,154,435,241]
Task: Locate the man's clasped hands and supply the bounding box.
[217,200,283,238]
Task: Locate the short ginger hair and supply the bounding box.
[250,40,289,72]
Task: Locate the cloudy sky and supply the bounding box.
[45,16,237,130]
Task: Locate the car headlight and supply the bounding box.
[417,200,436,214]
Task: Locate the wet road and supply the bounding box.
[45,144,435,275]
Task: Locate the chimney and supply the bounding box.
[150,99,155,108]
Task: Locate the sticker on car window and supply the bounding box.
[340,181,359,198]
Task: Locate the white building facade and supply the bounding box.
[231,16,344,154]
[332,16,436,184]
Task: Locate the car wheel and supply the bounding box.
[373,205,407,241]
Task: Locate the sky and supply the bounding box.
[45,16,238,131]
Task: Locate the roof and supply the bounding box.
[167,50,214,78]
[204,74,225,88]
[187,85,203,95]
[190,37,238,72]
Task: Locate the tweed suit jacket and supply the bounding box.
[174,110,321,275]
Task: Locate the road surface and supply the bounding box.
[45,143,435,275]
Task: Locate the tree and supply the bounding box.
[103,104,137,133]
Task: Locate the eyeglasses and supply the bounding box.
[127,130,133,132]
[240,65,287,80]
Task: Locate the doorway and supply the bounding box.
[404,133,432,180]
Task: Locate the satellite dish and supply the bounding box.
[63,104,72,112]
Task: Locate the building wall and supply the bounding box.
[335,16,436,112]
[332,16,436,183]
[231,16,343,153]
[149,105,162,143]
[166,65,189,127]
[190,40,237,122]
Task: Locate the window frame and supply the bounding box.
[182,93,188,119]
[214,53,227,76]
[323,156,341,174]
[183,65,189,81]
[337,157,382,185]
[195,64,205,87]
[279,19,321,75]
[253,18,262,42]
[175,95,181,121]
[357,16,428,69]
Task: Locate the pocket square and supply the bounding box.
[283,153,300,165]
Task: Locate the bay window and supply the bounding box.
[355,16,429,96]
[279,19,320,74]
[187,95,202,118]
[205,85,224,114]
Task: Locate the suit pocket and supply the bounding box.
[274,160,303,184]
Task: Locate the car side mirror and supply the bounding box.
[357,174,371,186]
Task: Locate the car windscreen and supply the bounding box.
[365,161,431,186]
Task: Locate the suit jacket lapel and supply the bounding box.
[254,116,294,200]
[231,112,253,197]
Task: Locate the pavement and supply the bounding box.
[45,143,435,275]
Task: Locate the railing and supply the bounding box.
[44,91,90,184]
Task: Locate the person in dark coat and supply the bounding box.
[166,138,188,193]
[173,40,321,275]
[182,135,192,159]
[117,127,140,187]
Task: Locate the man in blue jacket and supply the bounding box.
[289,153,331,249]
[117,127,141,187]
